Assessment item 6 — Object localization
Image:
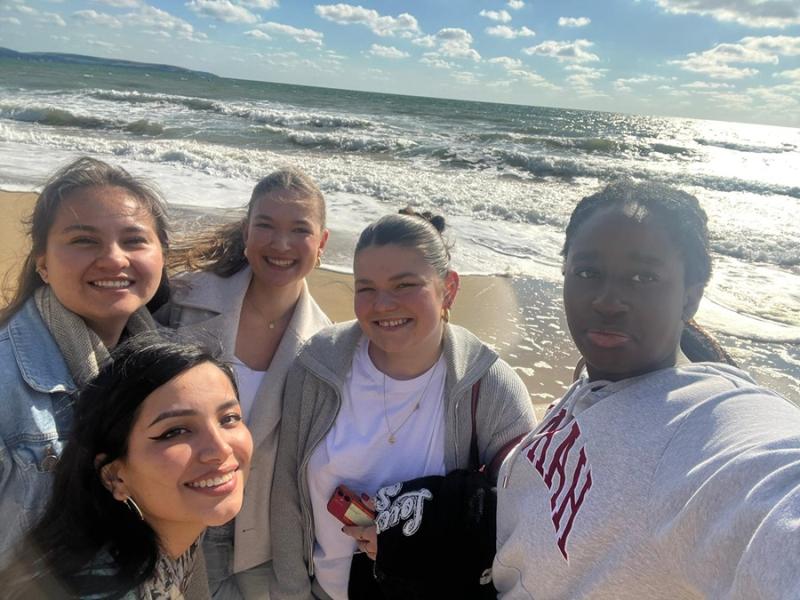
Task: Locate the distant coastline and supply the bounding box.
[0,46,217,79]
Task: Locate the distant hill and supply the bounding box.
[0,47,217,79]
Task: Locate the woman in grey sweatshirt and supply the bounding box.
[494,181,800,599]
[270,210,536,600]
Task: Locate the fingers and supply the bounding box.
[343,525,378,560]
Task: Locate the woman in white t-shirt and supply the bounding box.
[158,168,331,598]
[270,210,536,600]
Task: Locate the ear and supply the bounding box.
[35,255,48,283]
[318,228,330,254]
[682,282,704,322]
[98,457,130,502]
[442,271,460,308]
[241,219,249,245]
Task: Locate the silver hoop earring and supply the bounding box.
[125,496,144,521]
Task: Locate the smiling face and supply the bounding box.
[35,185,164,346]
[243,191,328,290]
[354,243,459,374]
[107,361,253,555]
[563,207,703,382]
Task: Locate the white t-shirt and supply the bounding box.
[308,336,447,600]
[231,357,266,423]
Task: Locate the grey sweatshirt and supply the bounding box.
[270,321,537,600]
[494,363,800,599]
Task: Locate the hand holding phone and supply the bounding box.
[327,485,376,527]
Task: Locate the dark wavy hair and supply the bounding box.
[1,334,237,599]
[0,157,171,326]
[562,180,735,365]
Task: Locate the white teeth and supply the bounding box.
[188,471,234,489]
[378,318,409,328]
[92,280,132,288]
[266,258,294,267]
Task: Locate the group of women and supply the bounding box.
[0,156,796,600]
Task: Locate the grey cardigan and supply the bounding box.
[269,320,537,600]
[158,267,332,574]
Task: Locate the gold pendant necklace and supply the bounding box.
[383,360,439,444]
[245,293,277,329]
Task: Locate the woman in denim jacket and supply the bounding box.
[0,157,169,564]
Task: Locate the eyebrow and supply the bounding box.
[570,250,664,266]
[355,272,421,286]
[148,399,240,427]
[252,215,313,226]
[60,224,148,234]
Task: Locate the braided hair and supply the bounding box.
[563,180,735,365]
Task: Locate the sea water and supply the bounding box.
[0,58,797,400]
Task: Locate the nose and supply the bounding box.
[198,424,235,465]
[96,242,130,270]
[373,289,399,312]
[591,280,628,319]
[269,231,290,252]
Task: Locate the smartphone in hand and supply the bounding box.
[327,485,376,527]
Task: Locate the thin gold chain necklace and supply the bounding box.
[382,360,439,444]
[244,292,279,329]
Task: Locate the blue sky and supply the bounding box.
[2,0,799,126]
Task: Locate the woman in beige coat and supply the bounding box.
[159,168,331,599]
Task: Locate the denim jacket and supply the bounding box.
[0,298,76,564]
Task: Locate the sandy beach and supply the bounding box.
[1,190,581,417]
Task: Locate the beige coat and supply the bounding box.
[159,267,331,574]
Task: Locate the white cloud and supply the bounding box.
[368,43,409,59]
[87,39,115,48]
[670,35,800,79]
[245,29,271,39]
[681,80,734,89]
[653,0,800,29]
[239,0,278,8]
[10,4,67,27]
[488,56,523,69]
[411,35,436,47]
[254,21,324,45]
[186,0,259,24]
[507,0,524,9]
[39,11,66,26]
[420,55,455,69]
[429,28,481,61]
[558,16,590,27]
[125,5,206,42]
[523,39,599,63]
[314,4,420,37]
[489,55,556,88]
[94,0,143,7]
[0,16,21,25]
[452,70,479,84]
[775,67,800,81]
[73,9,122,28]
[613,74,667,92]
[479,9,512,23]
[486,25,535,39]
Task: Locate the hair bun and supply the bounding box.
[398,206,446,233]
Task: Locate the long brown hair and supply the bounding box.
[168,167,326,277]
[0,157,170,327]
